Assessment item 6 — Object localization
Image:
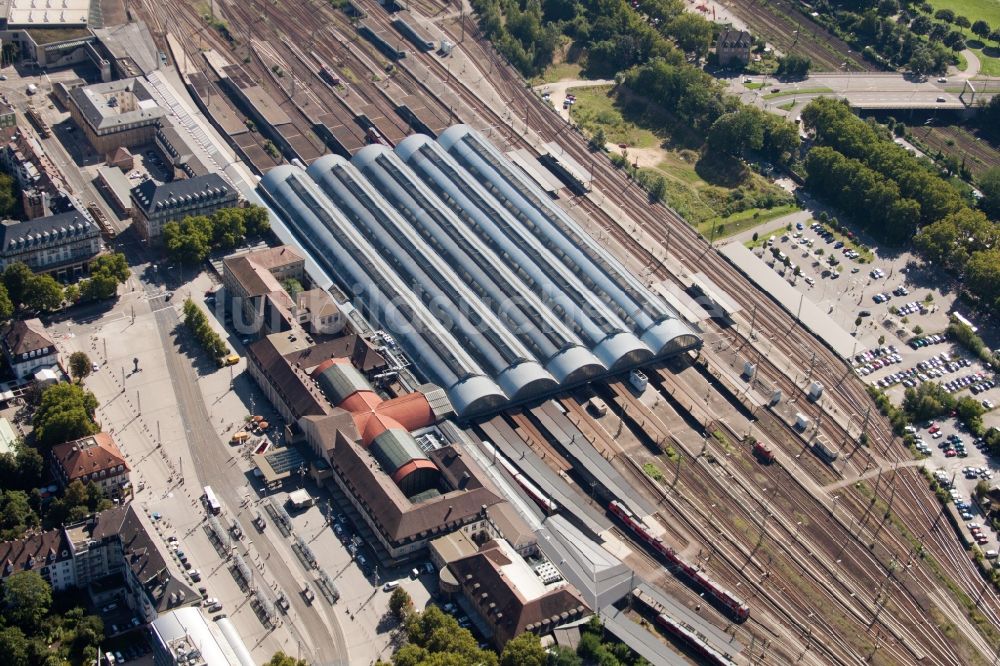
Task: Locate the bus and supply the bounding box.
[203,486,221,515]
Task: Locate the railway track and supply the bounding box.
[134,0,1000,656]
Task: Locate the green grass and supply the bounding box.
[569,86,796,227]
[777,101,796,111]
[696,204,799,240]
[926,0,1000,30]
[532,61,584,85]
[569,85,660,148]
[643,462,665,483]
[763,86,833,100]
[744,81,764,90]
[922,1,1000,77]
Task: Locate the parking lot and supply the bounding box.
[758,219,999,419]
[918,417,1000,557]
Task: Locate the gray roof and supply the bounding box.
[92,22,160,76]
[130,173,235,216]
[313,361,370,406]
[258,125,702,418]
[68,78,165,132]
[718,30,752,48]
[370,428,429,477]
[0,210,98,253]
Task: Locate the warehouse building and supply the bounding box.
[258,125,700,418]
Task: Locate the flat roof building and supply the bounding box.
[150,607,255,666]
[1,0,92,27]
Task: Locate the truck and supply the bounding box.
[302,584,315,604]
[252,511,266,531]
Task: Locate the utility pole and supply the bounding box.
[136,391,141,415]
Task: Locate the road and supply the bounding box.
[732,71,999,116]
[138,270,349,665]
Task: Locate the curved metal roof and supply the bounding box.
[259,127,702,418]
[370,428,430,478]
[312,359,371,407]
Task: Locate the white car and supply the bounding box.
[804,276,815,286]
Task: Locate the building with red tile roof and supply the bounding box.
[51,432,130,498]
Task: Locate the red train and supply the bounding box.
[654,613,737,666]
[609,500,750,622]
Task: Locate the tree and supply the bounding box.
[281,278,304,300]
[2,263,33,306]
[31,383,99,448]
[957,396,986,433]
[708,108,764,157]
[23,273,64,312]
[903,381,956,421]
[264,652,308,666]
[647,175,668,202]
[68,352,92,383]
[954,15,971,29]
[966,248,1000,308]
[908,46,936,76]
[990,29,1000,44]
[972,20,991,38]
[500,633,546,666]
[244,205,271,236]
[547,646,583,666]
[389,587,413,621]
[979,167,1000,219]
[934,8,954,23]
[0,283,11,321]
[588,126,607,152]
[2,571,51,629]
[0,490,39,539]
[402,606,497,666]
[666,13,714,59]
[163,216,213,265]
[0,626,28,666]
[776,53,812,78]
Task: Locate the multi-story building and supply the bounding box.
[51,432,131,498]
[2,318,58,378]
[0,210,102,278]
[716,30,752,67]
[67,78,166,154]
[295,289,344,336]
[130,173,238,241]
[443,539,589,648]
[0,127,72,197]
[221,245,305,335]
[0,506,197,624]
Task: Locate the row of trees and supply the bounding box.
[0,253,131,318]
[379,596,644,666]
[182,298,229,362]
[902,380,986,432]
[0,571,105,666]
[469,0,719,79]
[162,205,270,265]
[808,0,997,74]
[801,98,1000,311]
